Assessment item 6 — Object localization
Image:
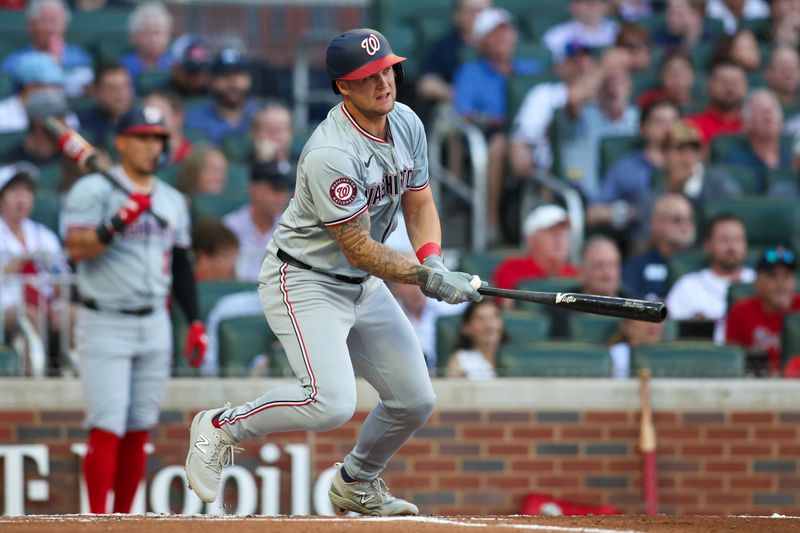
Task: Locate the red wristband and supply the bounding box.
[415,242,441,263]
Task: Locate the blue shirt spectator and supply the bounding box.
[185,100,259,147]
[121,52,173,81]
[122,1,174,81]
[595,151,658,205]
[3,44,92,98]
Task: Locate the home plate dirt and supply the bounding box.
[2,514,800,532]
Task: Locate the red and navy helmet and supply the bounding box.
[326,28,406,94]
[115,106,170,138]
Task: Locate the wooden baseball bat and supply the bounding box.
[639,368,659,515]
[477,285,667,323]
[43,117,169,228]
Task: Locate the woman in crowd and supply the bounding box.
[447,300,506,379]
[176,143,228,195]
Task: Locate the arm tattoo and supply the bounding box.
[329,214,430,286]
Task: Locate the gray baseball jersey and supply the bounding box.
[63,165,190,308]
[267,101,429,277]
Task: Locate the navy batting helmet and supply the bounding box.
[326,28,406,95]
[116,105,170,166]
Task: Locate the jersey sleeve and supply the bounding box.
[62,176,108,229]
[408,113,430,191]
[303,147,368,226]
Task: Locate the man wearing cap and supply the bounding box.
[184,48,259,145]
[62,105,207,514]
[185,28,482,516]
[0,161,66,360]
[453,7,543,238]
[222,160,293,281]
[164,34,212,98]
[1,0,93,98]
[492,204,579,296]
[724,246,800,376]
[0,51,69,134]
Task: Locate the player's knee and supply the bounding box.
[403,395,437,427]
[315,392,356,431]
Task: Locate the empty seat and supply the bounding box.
[191,192,248,221]
[631,341,745,378]
[568,313,621,343]
[217,315,276,377]
[727,282,755,311]
[499,341,612,377]
[0,344,19,377]
[503,310,550,346]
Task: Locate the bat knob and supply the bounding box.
[469,275,482,290]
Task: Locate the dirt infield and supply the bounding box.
[2,514,800,532]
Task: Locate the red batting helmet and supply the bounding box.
[326,28,406,95]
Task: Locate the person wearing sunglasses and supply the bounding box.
[723,246,800,376]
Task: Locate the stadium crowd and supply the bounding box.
[1,0,800,379]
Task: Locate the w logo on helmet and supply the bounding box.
[361,34,381,56]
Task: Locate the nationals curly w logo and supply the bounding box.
[361,34,380,56]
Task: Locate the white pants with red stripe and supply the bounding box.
[216,252,436,481]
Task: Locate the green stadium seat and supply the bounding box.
[136,70,171,95]
[599,135,641,179]
[766,167,796,191]
[502,310,550,346]
[157,164,181,187]
[781,312,800,370]
[226,162,250,193]
[568,314,621,343]
[217,315,276,377]
[0,131,26,157]
[709,134,746,162]
[0,344,19,377]
[30,191,60,235]
[191,192,248,221]
[416,18,455,57]
[184,128,212,144]
[65,9,133,49]
[197,280,257,322]
[0,73,13,99]
[220,130,253,163]
[706,163,761,194]
[36,163,62,192]
[515,41,554,71]
[727,282,755,311]
[666,249,708,290]
[703,197,799,247]
[631,341,746,377]
[458,248,517,283]
[381,23,419,77]
[498,341,612,377]
[435,314,462,373]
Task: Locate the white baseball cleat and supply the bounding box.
[185,403,242,503]
[328,462,419,516]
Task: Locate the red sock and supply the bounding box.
[83,428,120,514]
[112,430,149,513]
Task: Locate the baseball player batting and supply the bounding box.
[185,28,482,515]
[63,106,208,514]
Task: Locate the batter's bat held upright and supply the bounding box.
[477,285,667,322]
[43,117,169,228]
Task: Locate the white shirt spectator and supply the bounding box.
[542,19,619,63]
[199,291,263,377]
[451,349,497,380]
[607,343,632,379]
[0,217,64,312]
[511,81,569,170]
[706,0,770,34]
[222,204,280,281]
[665,267,756,322]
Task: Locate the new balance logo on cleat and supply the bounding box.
[194,433,210,454]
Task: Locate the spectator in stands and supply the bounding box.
[509,41,597,178]
[416,0,490,104]
[763,45,800,109]
[184,48,258,146]
[223,160,293,281]
[1,0,93,98]
[143,89,192,164]
[589,99,680,231]
[492,204,579,294]
[706,0,770,34]
[615,23,652,73]
[453,7,543,237]
[686,60,748,144]
[542,0,620,62]
[0,162,66,345]
[607,318,665,378]
[724,245,800,376]
[166,34,212,99]
[666,213,755,326]
[446,300,505,379]
[637,50,698,110]
[1,88,70,166]
[548,236,631,338]
[192,219,239,282]
[720,89,792,191]
[653,0,719,48]
[0,51,67,134]
[644,121,741,216]
[249,101,294,166]
[622,193,696,300]
[614,0,653,21]
[72,0,134,9]
[390,278,467,373]
[770,0,800,48]
[77,63,133,151]
[710,28,762,72]
[560,64,639,198]
[121,2,174,80]
[175,143,227,195]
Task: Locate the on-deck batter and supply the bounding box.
[185,28,483,516]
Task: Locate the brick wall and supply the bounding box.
[2,396,799,516]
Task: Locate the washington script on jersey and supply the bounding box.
[365,167,414,207]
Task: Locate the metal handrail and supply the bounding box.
[428,105,489,252]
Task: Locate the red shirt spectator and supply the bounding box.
[685,60,747,144]
[492,204,579,293]
[724,246,800,375]
[686,107,743,145]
